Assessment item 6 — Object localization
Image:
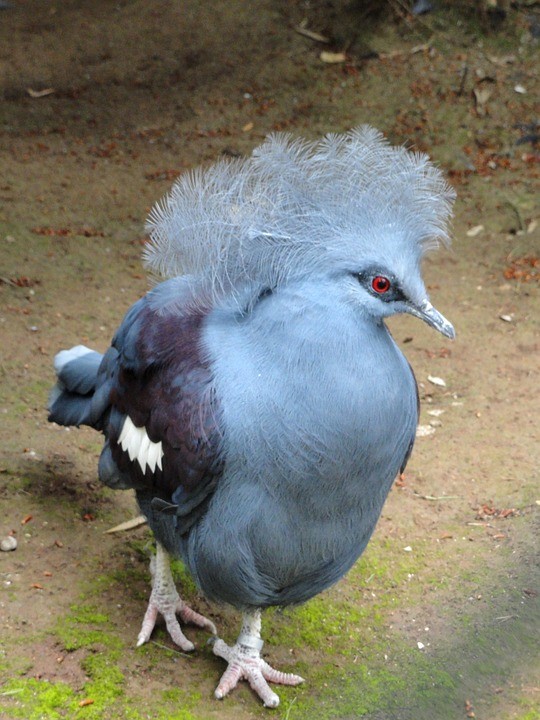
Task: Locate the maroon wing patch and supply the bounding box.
[107,303,223,526]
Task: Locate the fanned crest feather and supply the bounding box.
[144,127,455,304]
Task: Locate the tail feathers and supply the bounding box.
[48,391,96,428]
[48,345,105,428]
[54,345,103,394]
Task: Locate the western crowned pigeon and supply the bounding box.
[48,127,455,708]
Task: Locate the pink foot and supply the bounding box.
[136,544,216,652]
[212,611,304,708]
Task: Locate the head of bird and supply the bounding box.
[145,126,457,341]
[345,259,455,339]
[353,265,455,340]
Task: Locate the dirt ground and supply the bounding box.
[0,1,538,719]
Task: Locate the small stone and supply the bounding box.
[416,425,436,437]
[499,314,513,323]
[427,375,447,387]
[1,536,17,551]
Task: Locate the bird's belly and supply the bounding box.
[182,409,413,609]
[190,311,419,608]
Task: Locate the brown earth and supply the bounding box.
[0,2,538,719]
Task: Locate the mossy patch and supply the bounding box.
[266,536,430,653]
[0,678,77,720]
[56,604,121,652]
[170,557,199,600]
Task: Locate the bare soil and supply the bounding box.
[0,2,538,719]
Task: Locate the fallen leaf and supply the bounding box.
[473,87,492,107]
[466,224,484,237]
[21,514,33,525]
[395,473,406,487]
[294,24,330,44]
[27,87,55,98]
[486,54,515,65]
[144,169,182,181]
[410,42,431,54]
[31,226,72,237]
[503,255,539,283]
[320,51,347,64]
[476,504,517,520]
[105,515,147,534]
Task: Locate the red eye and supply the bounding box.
[372,276,391,294]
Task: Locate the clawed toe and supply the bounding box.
[137,598,197,652]
[179,603,217,636]
[137,544,216,652]
[212,637,304,708]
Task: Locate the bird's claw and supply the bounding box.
[212,638,304,708]
[137,545,216,652]
[137,597,188,651]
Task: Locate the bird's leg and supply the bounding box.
[136,543,217,652]
[212,609,304,708]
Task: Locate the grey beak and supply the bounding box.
[406,299,455,339]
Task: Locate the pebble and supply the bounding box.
[1,536,17,551]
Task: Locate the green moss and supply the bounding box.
[76,652,125,718]
[274,641,458,720]
[515,712,540,720]
[0,678,77,720]
[155,688,202,720]
[266,536,428,654]
[56,604,121,652]
[0,649,131,720]
[23,378,51,400]
[171,558,199,599]
[268,596,368,651]
[0,676,146,720]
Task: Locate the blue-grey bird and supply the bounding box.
[48,127,455,708]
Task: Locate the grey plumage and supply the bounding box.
[145,126,454,310]
[48,126,455,706]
